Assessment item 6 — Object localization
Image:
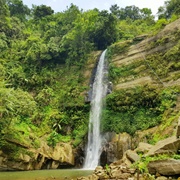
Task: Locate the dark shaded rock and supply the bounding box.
[177,117,180,138]
[100,132,131,166]
[101,141,117,165]
[133,34,148,42]
[148,159,180,176]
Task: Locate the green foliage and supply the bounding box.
[152,18,168,32]
[134,153,180,173]
[105,164,111,175]
[101,82,180,134]
[0,0,11,33]
[47,131,71,147]
[7,0,30,21]
[0,0,179,157]
[102,85,179,135]
[110,4,154,21]
[145,40,180,79]
[0,32,8,52]
[0,87,36,118]
[158,0,180,19]
[108,61,142,84]
[90,10,119,49]
[159,87,179,112]
[32,5,54,20]
[72,124,88,147]
[107,40,132,57]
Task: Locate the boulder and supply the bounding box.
[116,133,132,159]
[135,142,153,153]
[156,177,168,180]
[177,117,180,138]
[126,150,140,163]
[148,159,180,176]
[94,166,103,173]
[101,141,117,164]
[112,172,131,179]
[110,169,122,178]
[94,166,109,179]
[51,143,74,165]
[77,174,99,180]
[131,127,158,149]
[100,132,131,165]
[146,136,180,156]
[122,155,133,168]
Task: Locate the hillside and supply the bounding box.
[104,18,180,144]
[112,18,180,89]
[0,0,180,173]
[77,18,180,180]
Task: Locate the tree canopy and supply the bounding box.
[158,0,180,19]
[0,0,179,152]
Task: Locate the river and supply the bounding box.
[0,169,93,180]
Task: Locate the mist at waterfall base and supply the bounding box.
[83,50,108,170]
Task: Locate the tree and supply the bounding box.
[140,8,153,19]
[110,4,120,18]
[158,0,180,19]
[124,5,141,20]
[33,4,54,20]
[6,0,30,21]
[165,0,180,18]
[0,0,11,33]
[0,32,8,53]
[110,5,145,21]
[60,10,95,66]
[157,6,166,19]
[89,10,119,49]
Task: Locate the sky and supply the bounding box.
[23,0,165,16]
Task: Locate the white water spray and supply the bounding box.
[84,50,108,169]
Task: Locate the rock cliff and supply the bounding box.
[0,139,74,171]
[93,18,180,179]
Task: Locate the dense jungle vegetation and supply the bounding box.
[0,0,180,155]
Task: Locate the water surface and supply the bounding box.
[0,169,93,180]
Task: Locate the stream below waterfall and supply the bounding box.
[0,169,93,180]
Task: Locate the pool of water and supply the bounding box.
[0,169,93,180]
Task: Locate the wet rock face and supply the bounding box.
[100,132,132,166]
[0,142,74,171]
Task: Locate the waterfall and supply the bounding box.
[83,50,108,169]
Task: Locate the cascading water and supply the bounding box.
[83,50,108,169]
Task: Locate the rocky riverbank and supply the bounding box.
[76,118,180,180]
[0,139,75,171]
